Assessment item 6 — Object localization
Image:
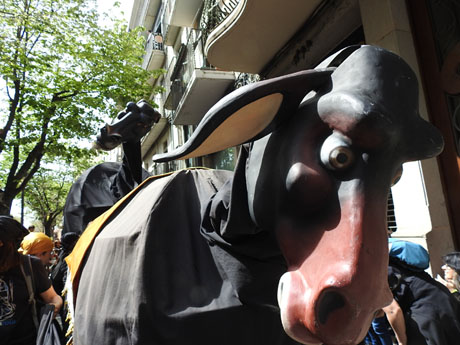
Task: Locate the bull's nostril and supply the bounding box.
[318,291,345,325]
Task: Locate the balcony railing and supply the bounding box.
[146,32,164,51]
[152,160,181,175]
[162,29,236,125]
[165,30,210,113]
[142,33,165,71]
[387,190,397,233]
[200,0,241,44]
[233,72,260,90]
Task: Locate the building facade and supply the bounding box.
[129,0,460,277]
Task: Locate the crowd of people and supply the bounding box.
[0,216,79,345]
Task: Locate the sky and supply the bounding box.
[97,0,134,24]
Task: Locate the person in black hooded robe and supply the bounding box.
[50,232,79,296]
[50,232,79,339]
[388,240,460,345]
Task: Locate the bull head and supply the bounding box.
[94,100,160,151]
[153,46,443,345]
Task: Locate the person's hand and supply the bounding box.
[436,274,456,292]
[446,281,456,292]
[49,303,59,318]
[436,274,447,285]
[40,287,62,317]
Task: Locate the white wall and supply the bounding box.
[359,0,455,276]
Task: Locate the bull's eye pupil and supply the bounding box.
[336,152,348,164]
[329,147,354,170]
[320,136,355,171]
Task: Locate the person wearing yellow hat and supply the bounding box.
[19,232,54,268]
[0,216,62,345]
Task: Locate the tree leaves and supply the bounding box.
[0,0,162,214]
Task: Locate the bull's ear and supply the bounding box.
[152,68,333,162]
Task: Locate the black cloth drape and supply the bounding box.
[73,169,300,345]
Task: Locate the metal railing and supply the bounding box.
[164,30,212,122]
[152,160,180,175]
[233,72,260,90]
[200,0,241,43]
[142,33,164,70]
[387,190,397,233]
[145,32,164,51]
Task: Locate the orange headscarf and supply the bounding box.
[19,232,53,255]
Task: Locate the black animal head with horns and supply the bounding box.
[149,45,443,345]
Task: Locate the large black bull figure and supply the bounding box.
[65,46,443,345]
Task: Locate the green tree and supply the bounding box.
[0,0,162,215]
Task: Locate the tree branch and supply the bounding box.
[52,90,79,102]
[5,105,54,197]
[26,32,42,57]
[0,80,21,154]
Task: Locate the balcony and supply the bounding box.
[142,33,166,73]
[200,0,241,44]
[171,69,235,125]
[164,33,236,125]
[202,0,323,73]
[163,0,204,45]
[141,117,169,160]
[129,0,162,31]
[151,160,181,175]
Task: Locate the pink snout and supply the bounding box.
[277,265,392,345]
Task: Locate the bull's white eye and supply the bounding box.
[320,135,355,170]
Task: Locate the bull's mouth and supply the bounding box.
[94,126,122,151]
[283,320,323,345]
[278,272,373,345]
[279,289,364,345]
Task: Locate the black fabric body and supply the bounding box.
[62,161,124,235]
[389,261,460,345]
[74,169,299,345]
[63,142,150,235]
[0,256,51,345]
